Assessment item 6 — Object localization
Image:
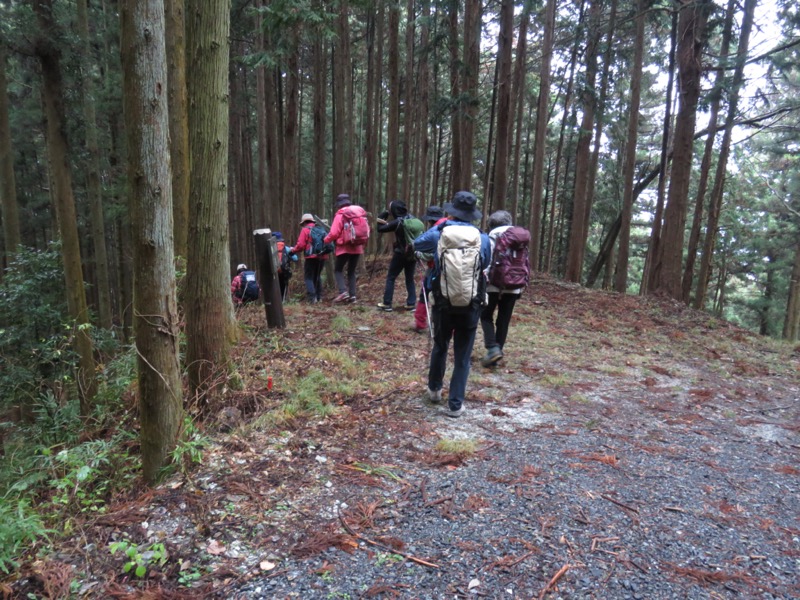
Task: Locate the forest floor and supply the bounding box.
[9,264,800,599]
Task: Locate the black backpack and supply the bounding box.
[308,225,334,256]
[238,271,260,302]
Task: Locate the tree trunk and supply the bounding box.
[332,0,353,196]
[313,18,327,217]
[447,0,461,197]
[509,4,531,221]
[34,0,98,415]
[401,0,416,206]
[681,0,736,303]
[165,0,190,261]
[642,7,677,294]
[0,43,21,267]
[413,0,431,213]
[460,0,481,190]
[385,0,400,201]
[77,0,113,329]
[185,0,236,400]
[120,0,184,483]
[564,0,602,283]
[650,0,711,299]
[491,0,514,212]
[613,0,646,293]
[364,3,380,226]
[283,34,300,232]
[255,0,268,226]
[528,0,555,270]
[694,0,757,309]
[783,238,800,341]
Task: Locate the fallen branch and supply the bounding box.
[538,563,570,599]
[600,493,639,513]
[338,509,439,569]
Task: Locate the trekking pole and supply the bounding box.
[418,259,433,339]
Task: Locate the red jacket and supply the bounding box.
[324,206,367,256]
[292,223,328,260]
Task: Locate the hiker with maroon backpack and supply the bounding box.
[480,210,531,367]
[288,214,332,303]
[324,194,370,303]
[375,200,419,312]
[412,191,491,418]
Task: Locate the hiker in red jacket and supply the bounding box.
[324,194,369,303]
[290,214,329,303]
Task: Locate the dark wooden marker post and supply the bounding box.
[254,228,285,328]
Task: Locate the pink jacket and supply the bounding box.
[324,206,367,256]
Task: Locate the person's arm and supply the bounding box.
[413,226,439,254]
[377,217,401,234]
[324,212,343,244]
[231,276,242,303]
[480,232,492,270]
[293,226,310,254]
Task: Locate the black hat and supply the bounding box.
[335,193,352,208]
[443,191,481,222]
[422,205,444,222]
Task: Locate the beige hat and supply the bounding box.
[300,213,315,225]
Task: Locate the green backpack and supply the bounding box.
[401,216,425,259]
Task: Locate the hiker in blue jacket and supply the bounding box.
[413,191,491,418]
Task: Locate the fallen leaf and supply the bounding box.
[468,578,480,589]
[260,560,276,571]
[207,540,226,555]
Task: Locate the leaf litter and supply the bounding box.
[11,270,800,599]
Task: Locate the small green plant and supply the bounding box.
[0,499,50,573]
[541,374,570,387]
[178,566,203,586]
[109,539,168,578]
[319,570,334,583]
[349,462,404,483]
[170,417,209,476]
[374,552,404,566]
[331,314,352,332]
[435,438,478,456]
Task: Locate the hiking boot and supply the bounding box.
[441,405,465,418]
[412,326,427,334]
[333,292,350,303]
[376,302,393,312]
[403,304,416,311]
[481,346,504,367]
[348,296,357,303]
[425,388,442,405]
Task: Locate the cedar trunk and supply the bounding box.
[0,44,21,265]
[120,0,184,483]
[651,0,711,299]
[491,0,514,212]
[34,0,98,415]
[185,0,236,399]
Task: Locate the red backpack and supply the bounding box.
[340,205,370,246]
[488,226,531,290]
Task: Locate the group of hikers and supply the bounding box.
[231,190,531,419]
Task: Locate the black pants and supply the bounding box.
[334,253,360,297]
[303,258,325,301]
[480,292,518,350]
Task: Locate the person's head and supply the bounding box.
[444,191,481,222]
[300,213,315,226]
[487,210,513,231]
[422,205,444,226]
[236,263,247,273]
[335,193,352,208]
[388,200,408,219]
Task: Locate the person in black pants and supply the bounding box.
[376,200,417,312]
[480,210,523,367]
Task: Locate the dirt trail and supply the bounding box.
[17,276,799,599]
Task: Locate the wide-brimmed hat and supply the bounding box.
[300,213,315,225]
[335,193,352,208]
[273,231,283,240]
[444,191,481,222]
[422,205,444,222]
[236,263,247,272]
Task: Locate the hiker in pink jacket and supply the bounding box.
[324,194,370,303]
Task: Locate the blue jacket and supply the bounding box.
[413,219,491,290]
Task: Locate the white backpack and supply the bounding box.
[434,224,485,310]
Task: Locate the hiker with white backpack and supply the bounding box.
[412,191,491,418]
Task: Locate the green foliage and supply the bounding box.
[109,539,168,578]
[169,418,210,476]
[0,499,49,574]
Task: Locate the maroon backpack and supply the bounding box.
[488,226,531,290]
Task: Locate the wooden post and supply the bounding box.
[254,228,285,328]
